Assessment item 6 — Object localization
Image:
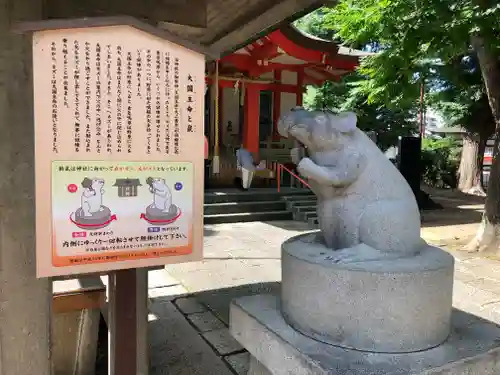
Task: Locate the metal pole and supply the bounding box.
[419,81,425,137]
[277,164,281,192]
[212,60,220,174]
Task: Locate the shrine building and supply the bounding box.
[204,23,366,187]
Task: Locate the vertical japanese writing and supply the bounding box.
[116,46,123,153]
[164,53,171,154]
[146,49,152,154]
[106,45,112,153]
[126,51,133,153]
[136,50,142,98]
[51,41,59,154]
[155,51,162,152]
[74,40,81,153]
[173,57,180,154]
[174,57,181,155]
[186,74,195,133]
[84,42,92,152]
[95,43,102,154]
[62,38,69,108]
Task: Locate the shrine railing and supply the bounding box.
[277,163,311,193]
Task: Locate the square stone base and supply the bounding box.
[230,295,500,375]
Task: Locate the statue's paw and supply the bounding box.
[296,157,314,177]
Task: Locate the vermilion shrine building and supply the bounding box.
[204,24,365,186]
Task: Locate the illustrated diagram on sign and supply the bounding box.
[70,177,117,230]
[140,177,182,225]
[113,178,142,197]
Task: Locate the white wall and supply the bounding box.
[281,70,297,85]
[280,92,297,116]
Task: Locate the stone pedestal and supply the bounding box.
[282,234,454,353]
[231,295,500,375]
[229,234,500,374]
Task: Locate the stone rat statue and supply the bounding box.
[146,177,173,213]
[278,107,423,263]
[81,178,105,217]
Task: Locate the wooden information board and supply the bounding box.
[28,19,210,277]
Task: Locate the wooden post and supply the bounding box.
[108,268,149,375]
[272,69,282,140]
[243,85,260,153]
[296,70,304,106]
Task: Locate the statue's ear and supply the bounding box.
[331,112,357,133]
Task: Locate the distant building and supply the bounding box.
[424,109,446,131]
[426,126,465,139]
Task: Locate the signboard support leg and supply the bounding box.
[136,268,149,375]
[108,268,149,375]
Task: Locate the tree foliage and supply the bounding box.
[426,55,494,135]
[293,8,337,40]
[321,0,500,251]
[303,72,417,150]
[316,0,499,123]
[421,137,461,189]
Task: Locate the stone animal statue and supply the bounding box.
[278,107,422,263]
[81,178,105,217]
[146,177,172,212]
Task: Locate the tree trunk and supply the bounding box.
[457,133,486,196]
[466,34,500,253]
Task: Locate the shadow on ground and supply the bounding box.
[204,226,219,236]
[423,186,487,204]
[190,282,280,325]
[265,188,486,230]
[263,220,313,232]
[421,208,483,227]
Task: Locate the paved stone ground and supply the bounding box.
[146,189,500,375]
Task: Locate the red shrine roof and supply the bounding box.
[218,24,369,85]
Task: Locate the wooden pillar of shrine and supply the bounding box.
[243,85,260,153]
[272,70,282,140]
[211,60,220,173]
[296,70,304,106]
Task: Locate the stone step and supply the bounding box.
[204,189,312,204]
[280,194,316,203]
[204,210,293,224]
[294,210,318,222]
[308,217,319,229]
[291,205,316,214]
[286,199,317,209]
[204,201,286,215]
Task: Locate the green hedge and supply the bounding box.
[421,137,461,189]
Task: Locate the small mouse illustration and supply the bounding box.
[81,178,105,217]
[146,177,172,213]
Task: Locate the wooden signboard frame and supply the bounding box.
[15,17,218,375]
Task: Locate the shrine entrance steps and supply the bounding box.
[281,194,319,228]
[203,188,315,224]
